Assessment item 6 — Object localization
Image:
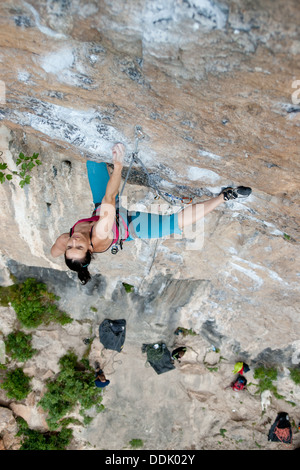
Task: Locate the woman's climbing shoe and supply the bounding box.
[222,186,252,201]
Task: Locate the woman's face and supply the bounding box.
[65,233,92,260]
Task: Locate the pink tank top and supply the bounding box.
[70,216,119,253]
[70,204,129,253]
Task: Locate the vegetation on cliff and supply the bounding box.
[39,351,104,430]
[0,277,72,328]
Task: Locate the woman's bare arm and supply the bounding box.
[50,233,69,257]
[94,143,124,241]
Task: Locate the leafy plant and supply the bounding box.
[253,366,284,399]
[16,417,73,450]
[129,438,144,448]
[122,282,134,293]
[0,151,42,188]
[0,278,72,328]
[38,351,104,430]
[174,327,197,336]
[0,367,31,400]
[289,367,300,385]
[5,331,37,362]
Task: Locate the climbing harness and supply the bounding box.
[110,125,194,254]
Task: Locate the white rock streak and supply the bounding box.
[23,2,67,39]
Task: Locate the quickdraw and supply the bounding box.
[154,193,193,205]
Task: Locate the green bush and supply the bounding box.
[1,368,31,400]
[289,367,300,385]
[253,366,284,399]
[129,438,144,448]
[122,282,134,293]
[174,327,197,336]
[16,417,73,450]
[0,278,72,328]
[39,351,104,430]
[5,331,37,362]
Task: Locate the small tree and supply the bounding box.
[5,331,37,362]
[1,368,31,400]
[0,278,72,328]
[39,351,104,430]
[16,417,73,450]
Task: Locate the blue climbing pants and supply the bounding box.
[86,160,111,205]
[123,210,182,240]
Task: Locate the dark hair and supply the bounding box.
[64,250,93,285]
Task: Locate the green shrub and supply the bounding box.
[129,438,144,448]
[174,327,197,336]
[122,282,134,293]
[16,417,72,450]
[39,351,104,430]
[1,368,31,400]
[5,331,37,362]
[253,366,284,399]
[0,278,72,328]
[289,367,300,385]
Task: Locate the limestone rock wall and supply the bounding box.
[0,0,299,450]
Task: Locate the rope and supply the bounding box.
[274,426,292,446]
[119,125,144,199]
[120,125,193,207]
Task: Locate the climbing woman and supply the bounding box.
[51,143,252,284]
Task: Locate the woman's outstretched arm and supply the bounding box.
[94,143,125,240]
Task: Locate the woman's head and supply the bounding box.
[64,233,93,284]
[64,250,92,284]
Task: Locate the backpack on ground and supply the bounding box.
[231,374,247,391]
[142,342,175,375]
[268,412,292,444]
[99,319,126,352]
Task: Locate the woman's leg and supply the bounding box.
[177,194,224,230]
[126,195,224,240]
[125,186,251,240]
[87,143,125,205]
[86,161,110,205]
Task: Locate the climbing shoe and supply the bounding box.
[222,186,252,201]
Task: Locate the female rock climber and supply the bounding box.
[51,143,252,284]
